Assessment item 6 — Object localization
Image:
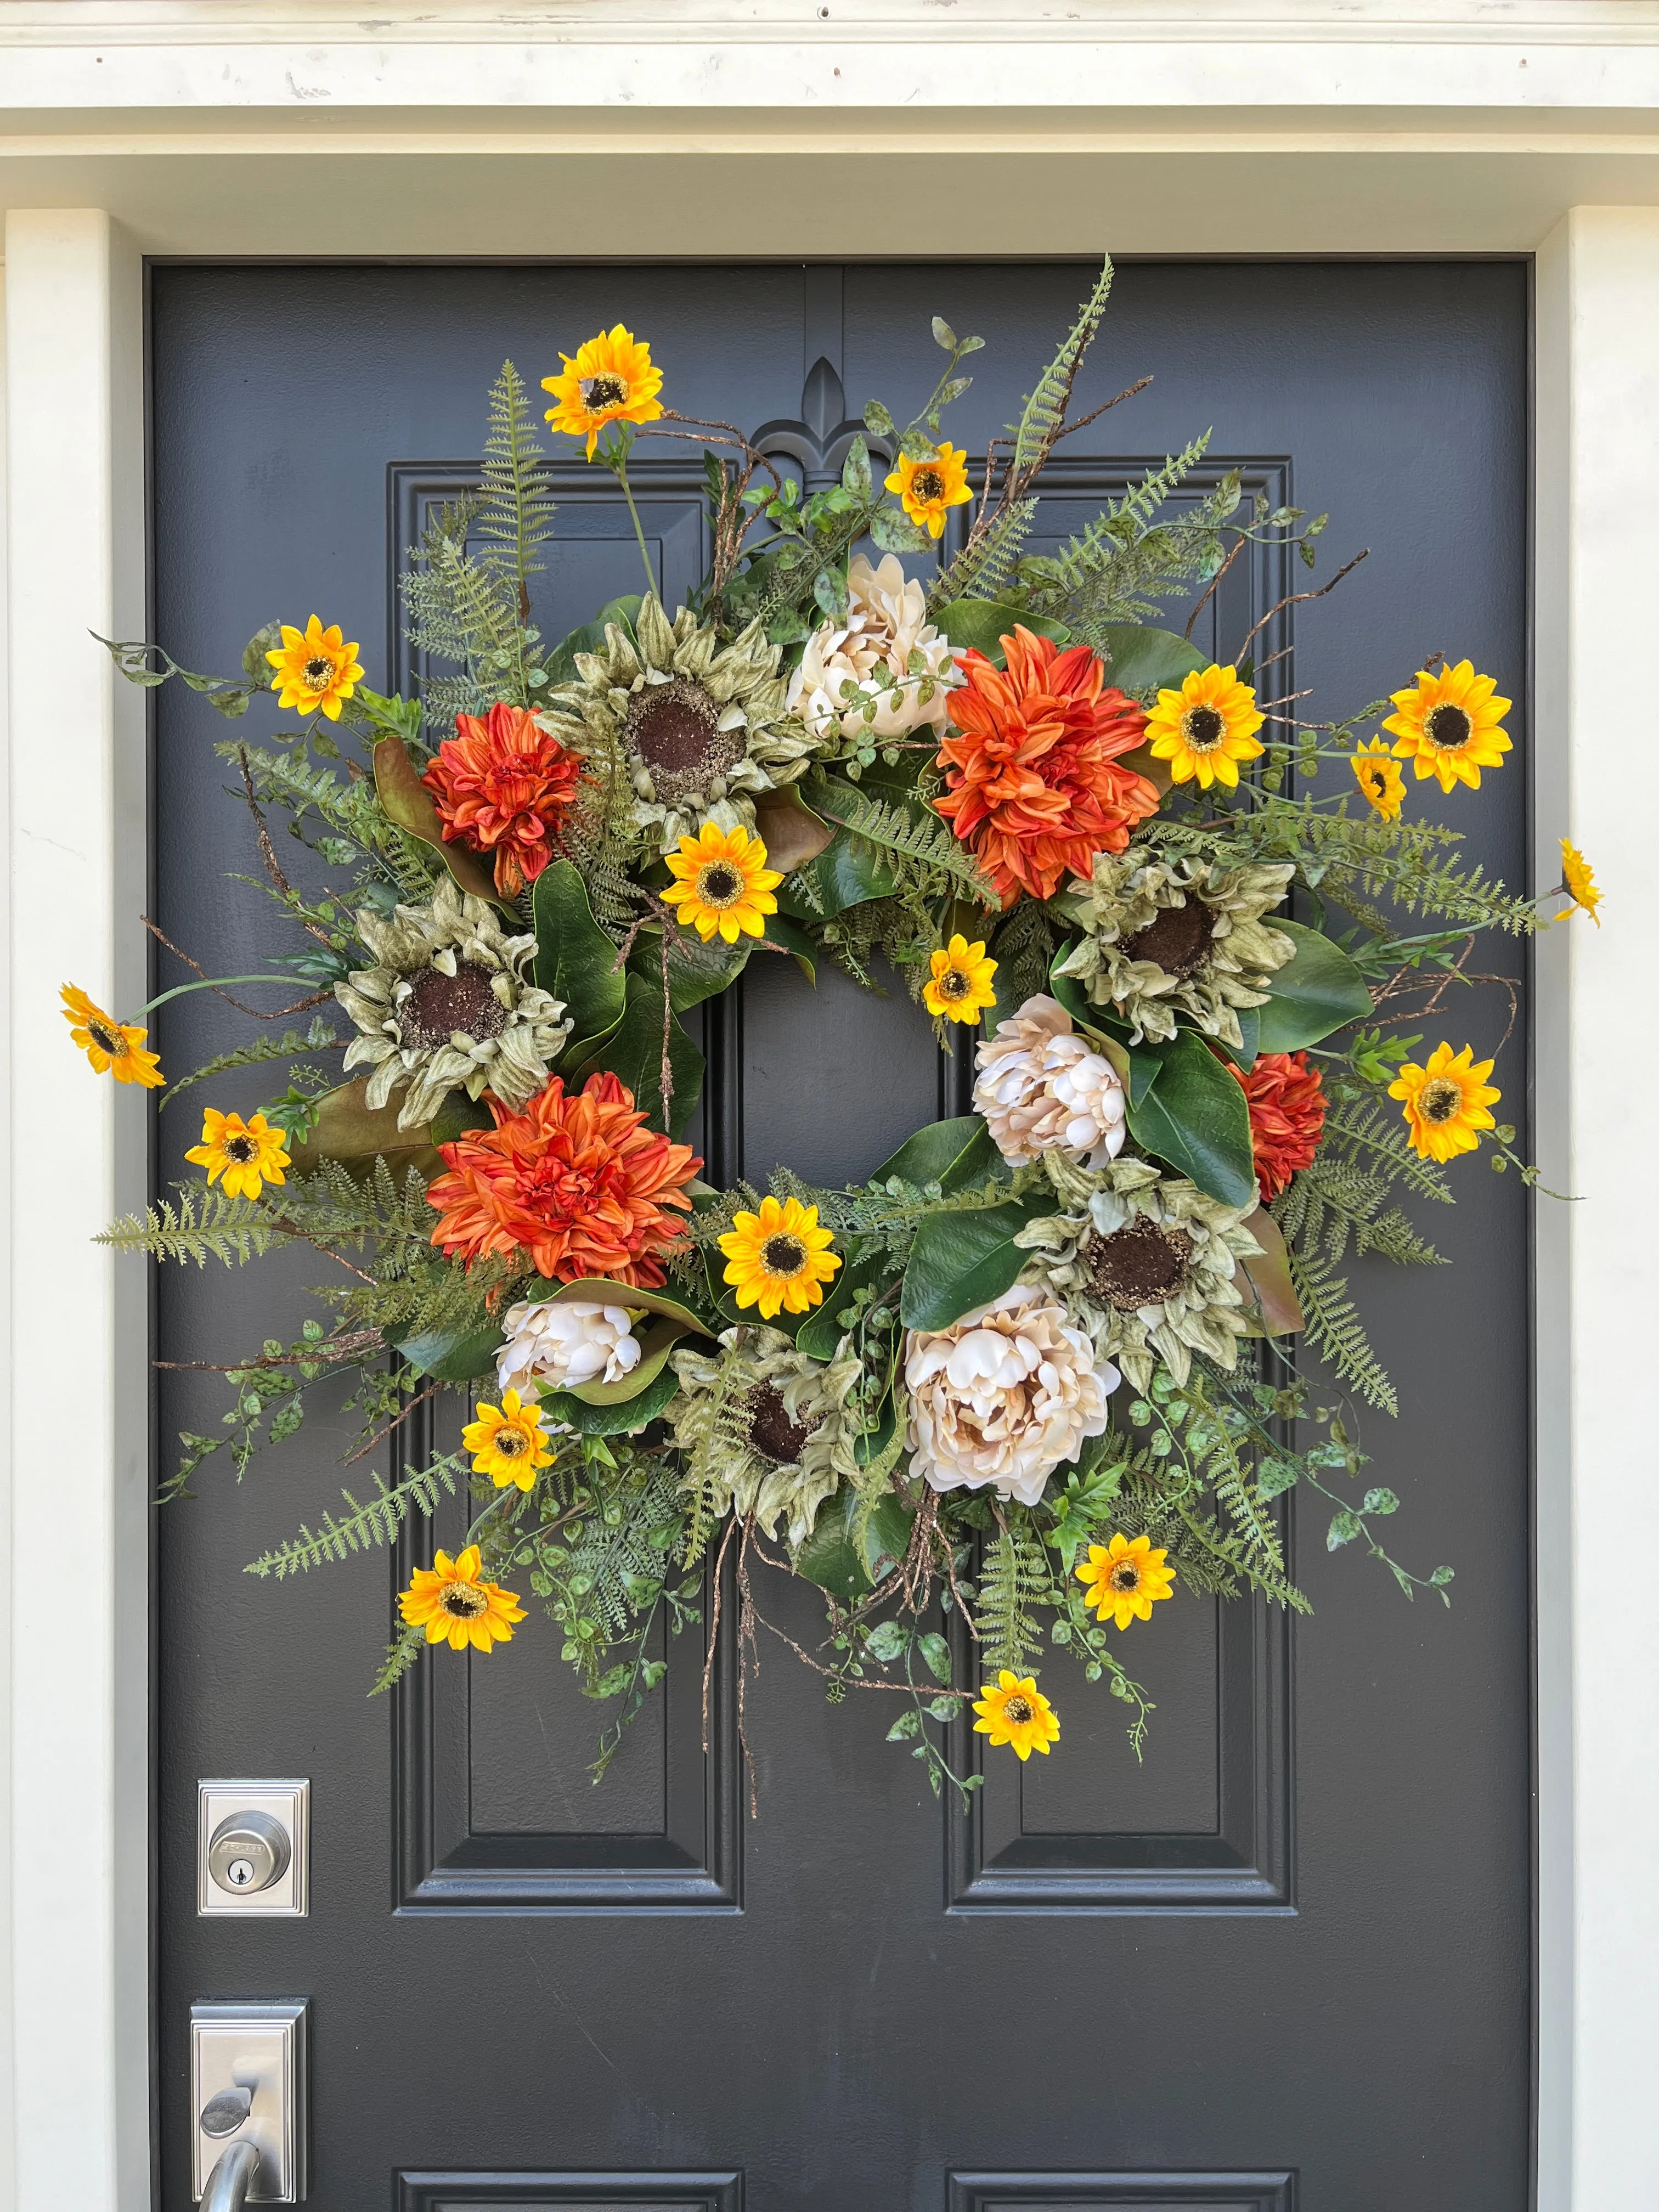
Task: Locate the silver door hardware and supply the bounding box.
[197,1781,308,1916]
[190,1999,308,2203]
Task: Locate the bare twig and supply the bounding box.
[1233,549,1370,668]
[344,1379,446,1466]
[1184,530,1251,641]
[237,744,338,947]
[140,917,332,1022]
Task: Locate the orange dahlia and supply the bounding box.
[426,1070,702,1288]
[421,702,588,899]
[1227,1049,1327,1201]
[933,627,1161,906]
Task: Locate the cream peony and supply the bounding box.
[787,553,960,744]
[496,1299,642,1401]
[905,1283,1115,1508]
[973,994,1128,1170]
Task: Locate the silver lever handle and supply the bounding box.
[201,2086,253,2138]
[201,2140,262,2212]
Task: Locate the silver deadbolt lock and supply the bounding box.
[208,1810,290,1897]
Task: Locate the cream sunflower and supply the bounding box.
[1057,845,1295,1051]
[923,934,998,1024]
[539,594,820,853]
[542,325,665,459]
[662,821,783,944]
[972,1671,1060,1761]
[1351,738,1405,821]
[335,875,571,1131]
[398,1545,525,1654]
[1144,664,1266,790]
[1015,1157,1261,1393]
[884,444,973,539]
[669,1324,862,1546]
[1076,1532,1176,1630]
[1388,1041,1500,1163]
[462,1388,556,1492]
[265,616,364,722]
[185,1109,291,1200]
[719,1194,841,1321]
[1383,659,1512,793]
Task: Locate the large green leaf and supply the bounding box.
[288,1077,441,1180]
[900,1198,1048,1331]
[532,861,628,1039]
[430,1092,494,1145]
[794,1482,917,1602]
[1236,1206,1304,1338]
[795,1242,893,1361]
[370,733,503,906]
[1094,623,1206,696]
[541,1360,684,1437]
[561,1316,694,1407]
[931,599,1070,666]
[871,1116,1008,1195]
[537,1276,713,1333]
[394,1320,500,1384]
[633,926,750,1014]
[1255,918,1373,1052]
[1124,1030,1257,1209]
[543,594,642,687]
[572,971,704,1140]
[778,826,896,919]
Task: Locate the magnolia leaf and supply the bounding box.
[1096,623,1206,697]
[1255,919,1374,1052]
[1237,1205,1304,1337]
[872,1116,1008,1196]
[394,1320,500,1384]
[288,1077,440,1180]
[428,1092,494,1147]
[636,926,750,1014]
[794,1482,917,1602]
[795,1242,892,1361]
[541,1360,683,1437]
[754,785,835,872]
[572,970,704,1139]
[780,825,896,919]
[563,1316,695,1407]
[535,1276,713,1334]
[371,733,501,906]
[533,860,629,1036]
[900,1199,1048,1331]
[1124,1030,1257,1209]
[932,599,1070,667]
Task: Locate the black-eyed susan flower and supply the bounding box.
[185,1108,291,1199]
[662,820,783,945]
[265,616,364,722]
[972,1670,1059,1760]
[61,984,164,1088]
[923,934,997,1024]
[1076,1531,1176,1630]
[399,1545,526,1654]
[884,443,972,539]
[1351,738,1405,821]
[719,1193,841,1321]
[461,1388,556,1493]
[1383,658,1511,793]
[543,325,665,459]
[1143,664,1266,791]
[1388,1041,1500,1163]
[1560,839,1602,926]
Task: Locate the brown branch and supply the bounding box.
[155,1328,383,1375]
[1183,530,1251,641]
[236,744,338,947]
[139,917,333,1022]
[1233,549,1369,668]
[344,1379,445,1466]
[1053,374,1153,447]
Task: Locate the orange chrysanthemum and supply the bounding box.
[421,702,588,900]
[426,1070,702,1288]
[933,627,1161,907]
[1227,1049,1328,1202]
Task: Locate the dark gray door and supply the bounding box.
[153,260,1532,2211]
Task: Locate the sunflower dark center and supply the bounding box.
[747,1382,813,1466]
[580,373,629,409]
[439,1582,488,1619]
[626,678,747,801]
[492,1426,528,1457]
[223,1135,258,1164]
[1086,1216,1195,1312]
[696,864,743,906]
[302,657,332,687]
[910,467,945,504]
[1426,703,1472,749]
[1420,1078,1463,1124]
[1002,1696,1034,1724]
[1181,703,1226,752]
[937,967,970,998]
[401,961,507,1050]
[1123,898,1214,981]
[1109,1562,1141,1592]
[761,1234,808,1277]
[89,1022,124,1054]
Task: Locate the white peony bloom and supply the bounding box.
[496,1299,642,1402]
[787,553,960,744]
[974,994,1128,1170]
[904,1283,1116,1508]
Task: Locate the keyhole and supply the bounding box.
[227,1859,255,1888]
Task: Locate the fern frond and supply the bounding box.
[160,1014,342,1111]
[810,783,997,904]
[97,1185,279,1268]
[477,360,557,590]
[370,1621,428,1697]
[1284,1246,1399,1415]
[1009,258,1115,477]
[243,1452,464,1580]
[975,1511,1052,1675]
[928,496,1037,610]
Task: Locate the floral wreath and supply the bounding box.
[83,262,1596,1796]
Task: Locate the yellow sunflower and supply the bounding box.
[543,325,665,459]
[662,821,783,944]
[719,1193,842,1319]
[1388,1041,1500,1163]
[1144,664,1266,791]
[923,933,998,1024]
[972,1671,1060,1761]
[884,444,973,539]
[1351,738,1405,821]
[1560,839,1602,926]
[399,1545,526,1654]
[1075,1532,1176,1631]
[1383,659,1511,793]
[60,984,164,1088]
[462,1387,556,1492]
[265,616,364,723]
[184,1108,291,1199]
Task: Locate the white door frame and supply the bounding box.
[4,8,1659,2207]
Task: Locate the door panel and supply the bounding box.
[153,260,1530,2211]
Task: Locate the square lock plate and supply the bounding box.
[197,1779,309,1917]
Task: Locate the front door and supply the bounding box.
[152,259,1532,2210]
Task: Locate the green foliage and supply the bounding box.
[98,1184,280,1268]
[975,1511,1053,1676]
[245,1450,464,1579]
[160,1014,342,1112]
[477,359,557,592]
[1010,259,1115,478]
[806,776,997,906]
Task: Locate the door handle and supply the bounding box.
[189,2001,308,2203]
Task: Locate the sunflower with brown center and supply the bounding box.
[538,594,820,853]
[61,984,165,1088]
[972,1671,1060,1760]
[185,1108,292,1200]
[1056,845,1296,1051]
[669,1324,861,1546]
[1017,1156,1262,1393]
[335,875,572,1131]
[719,1194,842,1320]
[1388,1041,1500,1163]
[1383,659,1512,793]
[1075,1532,1176,1630]
[399,1545,526,1654]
